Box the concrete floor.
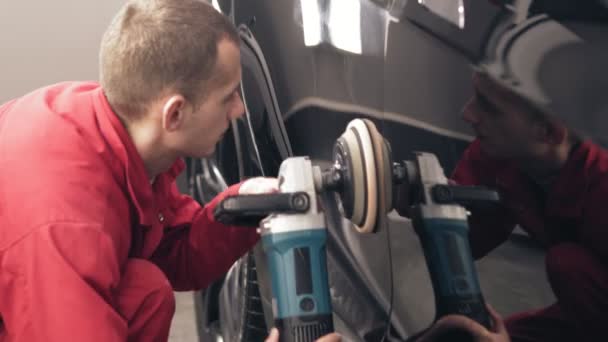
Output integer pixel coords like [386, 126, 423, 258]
[170, 174, 200, 342]
[169, 292, 199, 342]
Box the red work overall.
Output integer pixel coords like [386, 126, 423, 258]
[0, 82, 259, 341]
[452, 139, 608, 341]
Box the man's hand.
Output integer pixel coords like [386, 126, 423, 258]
[417, 305, 510, 342]
[238, 177, 279, 195]
[264, 328, 341, 342]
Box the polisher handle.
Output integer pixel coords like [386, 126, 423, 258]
[431, 185, 500, 207]
[214, 192, 311, 226]
[412, 212, 492, 329]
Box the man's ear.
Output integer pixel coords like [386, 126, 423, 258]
[161, 95, 187, 132]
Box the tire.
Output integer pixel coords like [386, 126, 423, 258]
[194, 281, 223, 342]
[219, 252, 269, 342]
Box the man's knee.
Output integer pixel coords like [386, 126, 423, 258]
[120, 259, 175, 317]
[546, 243, 584, 274]
[545, 243, 600, 295]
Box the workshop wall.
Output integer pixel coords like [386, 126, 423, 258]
[0, 1, 124, 103]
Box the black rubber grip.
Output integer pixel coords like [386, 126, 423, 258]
[214, 192, 310, 226]
[276, 314, 334, 342]
[431, 185, 500, 206]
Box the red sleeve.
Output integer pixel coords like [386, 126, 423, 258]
[2, 223, 126, 341]
[151, 182, 260, 291]
[451, 141, 517, 259]
[580, 177, 608, 263]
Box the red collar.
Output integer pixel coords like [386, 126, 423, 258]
[92, 87, 184, 226]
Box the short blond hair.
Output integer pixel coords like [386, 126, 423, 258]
[99, 0, 239, 119]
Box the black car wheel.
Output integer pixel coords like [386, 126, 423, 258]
[218, 252, 268, 342]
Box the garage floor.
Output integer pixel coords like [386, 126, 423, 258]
[169, 292, 198, 342]
[169, 174, 203, 342]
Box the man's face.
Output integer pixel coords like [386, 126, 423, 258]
[178, 38, 244, 158]
[462, 73, 547, 159]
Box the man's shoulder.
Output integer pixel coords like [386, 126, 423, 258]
[0, 81, 105, 152]
[452, 139, 512, 185]
[2, 81, 100, 105]
[29, 81, 101, 119]
[1, 81, 100, 116]
[0, 82, 131, 249]
[0, 81, 126, 217]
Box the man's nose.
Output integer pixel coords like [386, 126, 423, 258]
[461, 97, 480, 124]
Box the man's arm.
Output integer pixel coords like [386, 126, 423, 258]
[451, 141, 518, 259]
[3, 223, 127, 341]
[580, 178, 608, 262]
[150, 180, 263, 291]
[463, 206, 518, 260]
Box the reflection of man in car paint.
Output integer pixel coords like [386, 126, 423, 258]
[446, 72, 608, 341]
[270, 67, 603, 341]
[0, 1, 278, 341]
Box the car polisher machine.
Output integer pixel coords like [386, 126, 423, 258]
[214, 119, 500, 341]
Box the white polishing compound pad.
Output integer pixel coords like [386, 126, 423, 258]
[333, 118, 393, 233]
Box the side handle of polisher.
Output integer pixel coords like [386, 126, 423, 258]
[213, 192, 311, 226]
[412, 207, 492, 329]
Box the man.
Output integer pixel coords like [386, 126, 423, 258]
[0, 1, 276, 341]
[448, 72, 608, 341]
[392, 71, 607, 342]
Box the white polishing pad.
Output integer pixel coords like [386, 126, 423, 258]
[346, 119, 377, 233]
